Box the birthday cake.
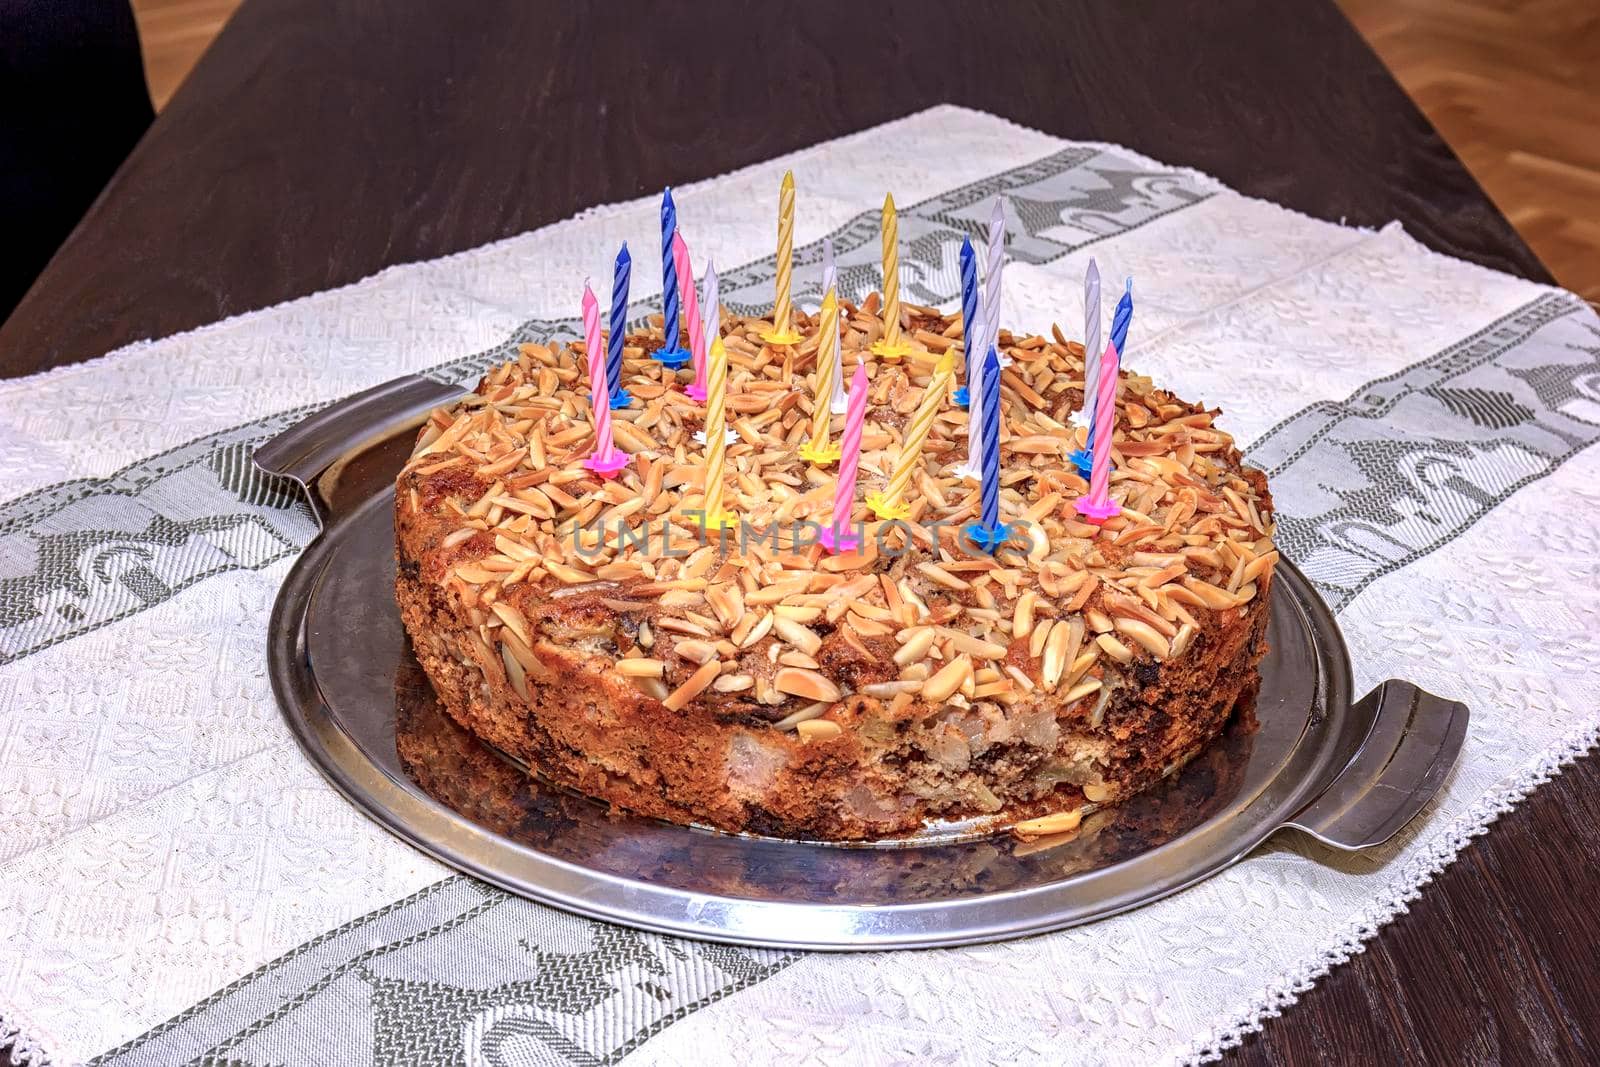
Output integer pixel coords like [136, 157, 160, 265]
[395, 314, 1277, 842]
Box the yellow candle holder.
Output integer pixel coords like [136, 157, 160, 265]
[702, 510, 739, 533]
[759, 321, 803, 347]
[869, 335, 916, 362]
[866, 491, 911, 522]
[798, 442, 842, 466]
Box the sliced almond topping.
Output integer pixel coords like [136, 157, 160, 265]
[943, 630, 1008, 660]
[1012, 590, 1037, 639]
[1095, 633, 1135, 664]
[921, 654, 972, 705]
[796, 719, 843, 743]
[915, 561, 969, 591]
[894, 627, 937, 667]
[1013, 809, 1083, 839]
[1182, 577, 1236, 610]
[1041, 617, 1084, 690]
[773, 667, 841, 703]
[1114, 617, 1171, 659]
[1062, 676, 1102, 705]
[672, 639, 719, 665]
[489, 601, 531, 644]
[617, 657, 665, 678]
[772, 616, 823, 657]
[662, 660, 721, 712]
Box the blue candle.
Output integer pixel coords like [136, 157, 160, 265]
[654, 188, 690, 367]
[1109, 277, 1133, 356]
[954, 236, 979, 409]
[963, 346, 1011, 554]
[607, 242, 632, 408]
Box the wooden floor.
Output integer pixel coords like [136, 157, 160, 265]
[129, 0, 240, 111]
[1339, 0, 1600, 302]
[128, 0, 1598, 298]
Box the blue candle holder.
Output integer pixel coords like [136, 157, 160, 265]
[953, 384, 970, 409]
[1069, 446, 1094, 478]
[652, 345, 691, 369]
[962, 520, 1013, 555]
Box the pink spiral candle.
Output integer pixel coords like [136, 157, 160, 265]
[1075, 340, 1122, 522]
[583, 284, 627, 476]
[822, 362, 868, 553]
[672, 233, 704, 394]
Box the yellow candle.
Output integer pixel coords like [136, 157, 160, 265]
[798, 289, 842, 465]
[699, 335, 736, 529]
[868, 351, 955, 520]
[870, 192, 915, 361]
[759, 171, 803, 346]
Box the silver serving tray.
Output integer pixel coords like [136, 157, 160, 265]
[259, 375, 1468, 951]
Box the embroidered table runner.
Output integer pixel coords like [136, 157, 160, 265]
[3, 106, 1597, 1066]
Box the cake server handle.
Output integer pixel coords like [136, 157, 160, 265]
[1281, 680, 1469, 851]
[252, 374, 469, 530]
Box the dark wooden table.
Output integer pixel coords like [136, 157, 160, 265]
[2, 0, 1595, 1062]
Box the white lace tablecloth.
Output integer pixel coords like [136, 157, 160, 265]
[2, 106, 1597, 1067]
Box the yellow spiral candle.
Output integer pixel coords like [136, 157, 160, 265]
[798, 289, 842, 465]
[698, 335, 736, 529]
[870, 192, 915, 361]
[868, 351, 955, 520]
[759, 171, 803, 346]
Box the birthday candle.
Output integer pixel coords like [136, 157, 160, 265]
[826, 361, 869, 548]
[881, 193, 902, 346]
[761, 171, 801, 344]
[821, 236, 836, 298]
[1081, 258, 1102, 426]
[956, 236, 980, 404]
[981, 198, 1006, 363]
[1109, 278, 1133, 356]
[689, 261, 718, 403]
[1075, 341, 1123, 522]
[582, 284, 626, 475]
[607, 243, 631, 405]
[872, 192, 910, 356]
[701, 335, 733, 525]
[802, 290, 841, 461]
[827, 286, 847, 415]
[658, 189, 688, 358]
[672, 232, 704, 391]
[977, 346, 1002, 530]
[873, 352, 956, 516]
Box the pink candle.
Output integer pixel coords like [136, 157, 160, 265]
[820, 361, 868, 553]
[672, 233, 704, 396]
[582, 284, 628, 477]
[1074, 341, 1122, 522]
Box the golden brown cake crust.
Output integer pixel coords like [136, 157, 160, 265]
[394, 299, 1278, 841]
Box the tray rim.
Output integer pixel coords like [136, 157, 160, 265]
[258, 373, 1464, 950]
[270, 489, 1357, 951]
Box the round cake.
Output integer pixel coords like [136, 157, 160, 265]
[394, 296, 1278, 842]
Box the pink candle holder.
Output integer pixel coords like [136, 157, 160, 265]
[584, 447, 630, 479]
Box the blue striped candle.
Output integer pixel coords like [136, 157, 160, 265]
[954, 236, 979, 408]
[654, 189, 690, 366]
[1109, 278, 1133, 356]
[963, 346, 1011, 553]
[607, 242, 632, 408]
